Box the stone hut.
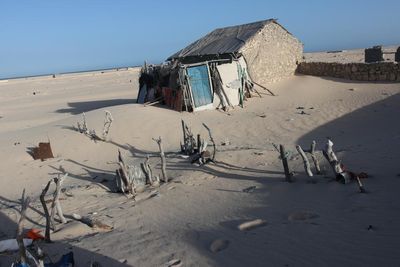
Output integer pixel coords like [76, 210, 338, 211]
[138, 19, 302, 112]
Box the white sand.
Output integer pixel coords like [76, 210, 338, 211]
[0, 66, 400, 266]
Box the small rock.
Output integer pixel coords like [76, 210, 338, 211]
[296, 106, 305, 110]
[210, 239, 230, 253]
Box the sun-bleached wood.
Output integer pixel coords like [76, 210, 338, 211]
[296, 145, 313, 177]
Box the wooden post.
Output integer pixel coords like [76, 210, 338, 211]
[141, 155, 154, 185]
[202, 123, 216, 162]
[40, 180, 53, 242]
[197, 134, 201, 153]
[50, 174, 68, 228]
[153, 137, 168, 183]
[356, 176, 366, 193]
[16, 189, 30, 264]
[310, 141, 321, 174]
[279, 144, 292, 182]
[296, 145, 313, 177]
[322, 139, 350, 183]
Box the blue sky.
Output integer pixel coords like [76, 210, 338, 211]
[1, 0, 399, 79]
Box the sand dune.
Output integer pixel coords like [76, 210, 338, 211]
[0, 67, 399, 266]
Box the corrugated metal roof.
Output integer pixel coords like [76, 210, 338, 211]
[168, 19, 277, 60]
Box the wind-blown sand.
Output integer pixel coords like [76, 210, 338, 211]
[1, 66, 400, 266]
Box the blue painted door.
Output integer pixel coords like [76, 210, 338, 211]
[187, 65, 213, 108]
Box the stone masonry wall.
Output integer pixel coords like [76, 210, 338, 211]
[240, 22, 303, 85]
[297, 62, 400, 82]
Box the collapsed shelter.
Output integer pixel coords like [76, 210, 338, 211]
[137, 19, 303, 112]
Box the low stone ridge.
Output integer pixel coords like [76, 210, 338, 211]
[297, 61, 400, 82]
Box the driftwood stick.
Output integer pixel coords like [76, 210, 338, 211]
[101, 110, 113, 140]
[117, 150, 130, 190]
[356, 176, 366, 193]
[252, 81, 275, 96]
[40, 180, 53, 242]
[296, 145, 313, 177]
[16, 189, 30, 265]
[142, 155, 154, 185]
[181, 120, 187, 153]
[153, 137, 168, 182]
[197, 134, 201, 153]
[279, 144, 292, 182]
[51, 173, 68, 226]
[322, 139, 350, 183]
[310, 141, 321, 174]
[202, 123, 216, 161]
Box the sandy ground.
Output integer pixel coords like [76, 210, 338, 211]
[1, 66, 400, 266]
[304, 45, 398, 63]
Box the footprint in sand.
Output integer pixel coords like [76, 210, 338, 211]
[210, 239, 230, 253]
[288, 211, 319, 221]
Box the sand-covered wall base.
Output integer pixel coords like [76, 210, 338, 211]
[297, 62, 400, 82]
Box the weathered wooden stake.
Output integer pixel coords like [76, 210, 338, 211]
[16, 189, 30, 264]
[153, 137, 168, 183]
[197, 134, 201, 153]
[202, 123, 216, 161]
[322, 139, 350, 183]
[356, 176, 366, 193]
[40, 180, 53, 242]
[141, 155, 154, 185]
[50, 173, 68, 228]
[296, 145, 313, 177]
[101, 110, 113, 140]
[279, 144, 292, 182]
[310, 141, 321, 174]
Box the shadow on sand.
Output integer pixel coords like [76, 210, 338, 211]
[177, 93, 400, 266]
[55, 99, 136, 115]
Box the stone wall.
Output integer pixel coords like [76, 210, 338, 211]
[240, 22, 303, 85]
[297, 62, 400, 82]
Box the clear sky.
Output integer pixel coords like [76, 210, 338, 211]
[1, 0, 399, 79]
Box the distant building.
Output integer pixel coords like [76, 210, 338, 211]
[138, 19, 303, 111]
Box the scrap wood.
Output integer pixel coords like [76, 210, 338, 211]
[71, 213, 113, 231]
[31, 142, 54, 161]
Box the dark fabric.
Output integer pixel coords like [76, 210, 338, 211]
[168, 19, 276, 60]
